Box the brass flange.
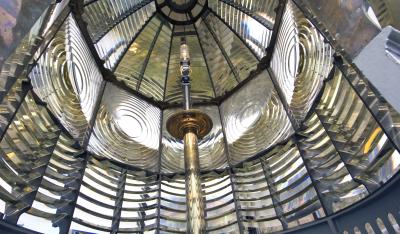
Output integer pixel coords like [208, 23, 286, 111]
[166, 109, 213, 140]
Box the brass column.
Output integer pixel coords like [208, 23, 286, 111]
[166, 38, 212, 233]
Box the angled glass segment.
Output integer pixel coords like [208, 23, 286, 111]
[83, 0, 152, 42]
[271, 1, 333, 123]
[164, 27, 215, 103]
[260, 141, 326, 228]
[70, 157, 121, 233]
[0, 0, 51, 70]
[195, 18, 238, 96]
[298, 113, 369, 214]
[202, 172, 239, 233]
[0, 92, 60, 219]
[0, 79, 28, 138]
[209, 0, 279, 26]
[139, 23, 173, 101]
[161, 105, 228, 173]
[316, 67, 400, 192]
[32, 0, 72, 63]
[220, 70, 294, 165]
[30, 15, 104, 144]
[88, 84, 161, 172]
[119, 170, 159, 232]
[94, 2, 156, 70]
[114, 16, 163, 91]
[16, 133, 85, 234]
[232, 159, 283, 233]
[338, 59, 400, 159]
[368, 0, 400, 28]
[159, 175, 187, 233]
[208, 0, 274, 58]
[1, 0, 69, 109]
[294, 0, 380, 58]
[201, 12, 259, 81]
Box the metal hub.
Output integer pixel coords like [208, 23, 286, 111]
[166, 109, 213, 140]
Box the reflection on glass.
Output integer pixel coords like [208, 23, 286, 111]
[31, 15, 104, 143]
[88, 84, 161, 172]
[95, 2, 156, 70]
[114, 16, 164, 91]
[208, 0, 275, 58]
[140, 24, 173, 101]
[221, 70, 293, 164]
[271, 1, 333, 123]
[202, 12, 259, 81]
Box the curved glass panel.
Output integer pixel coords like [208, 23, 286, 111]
[83, 0, 150, 42]
[0, 92, 60, 221]
[88, 84, 161, 172]
[271, 1, 333, 123]
[30, 15, 104, 143]
[159, 175, 187, 232]
[220, 70, 294, 165]
[94, 2, 156, 70]
[202, 172, 239, 232]
[114, 16, 163, 92]
[195, 18, 238, 96]
[316, 67, 400, 192]
[208, 0, 275, 58]
[202, 12, 259, 81]
[140, 23, 173, 101]
[233, 160, 283, 233]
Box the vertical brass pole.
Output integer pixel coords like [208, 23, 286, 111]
[167, 37, 211, 233]
[184, 129, 205, 233]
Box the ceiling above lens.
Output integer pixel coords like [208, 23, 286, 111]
[156, 0, 207, 24]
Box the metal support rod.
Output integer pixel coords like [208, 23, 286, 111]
[184, 129, 206, 233]
[165, 38, 211, 233]
[180, 37, 205, 233]
[182, 83, 191, 110]
[156, 111, 164, 234]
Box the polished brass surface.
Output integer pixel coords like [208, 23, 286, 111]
[184, 130, 206, 234]
[166, 108, 212, 233]
[166, 109, 213, 140]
